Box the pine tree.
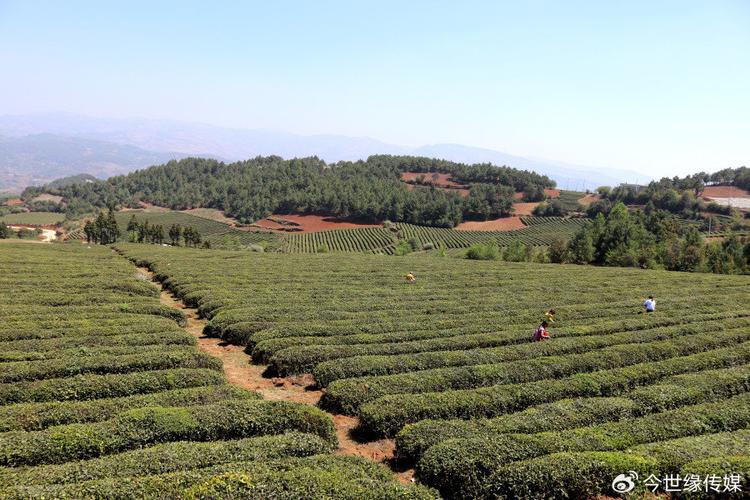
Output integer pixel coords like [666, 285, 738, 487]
[83, 221, 94, 244]
[168, 224, 182, 246]
[95, 212, 107, 244]
[137, 221, 149, 243]
[106, 208, 120, 244]
[126, 215, 138, 241]
[153, 225, 165, 245]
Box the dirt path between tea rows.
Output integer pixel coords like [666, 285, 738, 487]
[135, 266, 414, 483]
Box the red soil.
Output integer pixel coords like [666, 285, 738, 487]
[512, 202, 541, 216]
[577, 193, 600, 206]
[255, 214, 381, 233]
[401, 172, 471, 197]
[400, 172, 466, 188]
[702, 186, 750, 199]
[455, 216, 526, 231]
[3, 198, 24, 207]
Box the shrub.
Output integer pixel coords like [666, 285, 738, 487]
[0, 432, 331, 487]
[6, 455, 438, 499]
[394, 240, 412, 256]
[322, 329, 750, 414]
[416, 392, 750, 496]
[0, 368, 226, 405]
[395, 363, 750, 466]
[311, 316, 750, 386]
[0, 399, 336, 466]
[466, 242, 499, 260]
[679, 456, 750, 499]
[483, 430, 750, 499]
[358, 342, 750, 436]
[0, 351, 221, 384]
[394, 397, 640, 465]
[0, 385, 258, 432]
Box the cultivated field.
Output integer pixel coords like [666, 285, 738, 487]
[0, 242, 431, 498]
[118, 244, 750, 498]
[281, 219, 587, 254]
[66, 211, 280, 249]
[0, 212, 64, 226]
[65, 210, 587, 253]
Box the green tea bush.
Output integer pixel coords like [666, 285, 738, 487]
[0, 399, 336, 466]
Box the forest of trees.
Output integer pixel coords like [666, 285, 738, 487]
[23, 156, 555, 228]
[466, 201, 749, 275]
[588, 166, 749, 219]
[551, 202, 750, 274]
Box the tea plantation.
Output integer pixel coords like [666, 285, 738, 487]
[0, 242, 433, 498]
[117, 243, 750, 498]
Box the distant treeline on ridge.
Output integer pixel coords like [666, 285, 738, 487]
[23, 155, 555, 228]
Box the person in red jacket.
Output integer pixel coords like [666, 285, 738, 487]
[533, 321, 550, 341]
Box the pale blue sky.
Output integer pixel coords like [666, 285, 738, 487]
[0, 0, 748, 177]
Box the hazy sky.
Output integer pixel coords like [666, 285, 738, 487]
[1, 0, 748, 177]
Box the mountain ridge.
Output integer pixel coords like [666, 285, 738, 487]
[0, 112, 651, 192]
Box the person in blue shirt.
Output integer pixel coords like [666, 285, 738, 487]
[643, 296, 656, 313]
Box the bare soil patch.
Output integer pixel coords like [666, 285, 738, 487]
[400, 172, 471, 198]
[400, 172, 466, 188]
[3, 198, 24, 207]
[455, 216, 526, 231]
[578, 193, 600, 206]
[182, 208, 239, 226]
[121, 202, 170, 212]
[702, 186, 750, 199]
[512, 202, 541, 216]
[31, 194, 63, 204]
[8, 225, 58, 242]
[255, 214, 382, 233]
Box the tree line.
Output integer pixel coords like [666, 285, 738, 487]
[550, 202, 750, 274]
[465, 201, 749, 275]
[24, 155, 555, 228]
[82, 211, 206, 247]
[589, 166, 749, 219]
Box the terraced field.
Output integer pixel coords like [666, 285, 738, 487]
[0, 212, 65, 226]
[281, 219, 587, 254]
[282, 227, 396, 253]
[118, 244, 750, 498]
[0, 242, 431, 498]
[555, 190, 586, 212]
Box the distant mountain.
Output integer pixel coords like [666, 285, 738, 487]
[411, 144, 651, 190]
[0, 112, 652, 191]
[0, 133, 189, 192]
